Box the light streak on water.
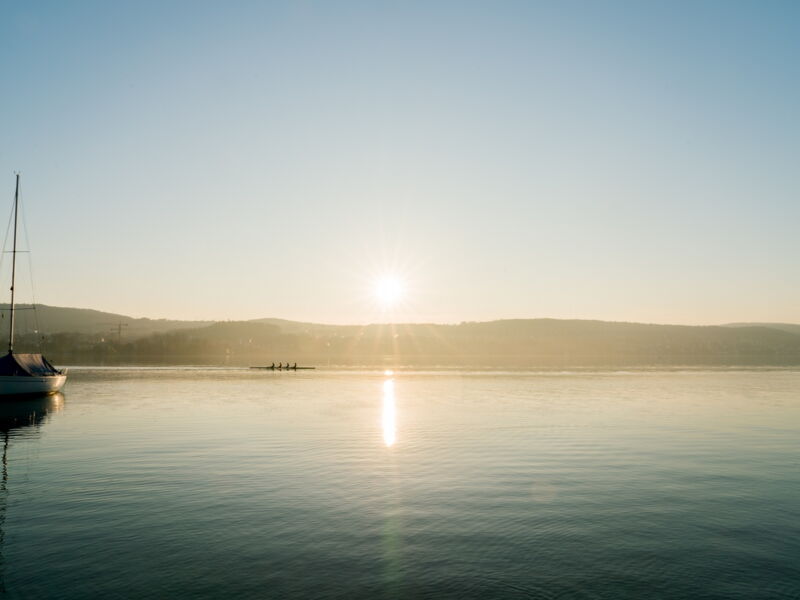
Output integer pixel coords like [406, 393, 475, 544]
[382, 378, 396, 447]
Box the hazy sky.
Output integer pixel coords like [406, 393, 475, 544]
[1, 1, 798, 324]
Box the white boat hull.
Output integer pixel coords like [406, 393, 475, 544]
[0, 374, 67, 396]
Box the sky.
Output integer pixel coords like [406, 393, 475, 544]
[0, 0, 798, 325]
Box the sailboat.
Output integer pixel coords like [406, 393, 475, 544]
[0, 175, 66, 396]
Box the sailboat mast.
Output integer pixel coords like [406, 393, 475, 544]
[8, 174, 19, 354]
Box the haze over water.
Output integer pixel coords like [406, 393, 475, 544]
[2, 368, 798, 599]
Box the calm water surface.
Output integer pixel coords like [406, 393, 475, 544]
[0, 369, 798, 599]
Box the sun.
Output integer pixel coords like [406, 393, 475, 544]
[373, 275, 406, 308]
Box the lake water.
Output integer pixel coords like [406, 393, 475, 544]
[0, 368, 798, 599]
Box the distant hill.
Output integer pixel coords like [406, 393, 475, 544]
[11, 308, 800, 367]
[0, 304, 210, 339]
[723, 323, 800, 335]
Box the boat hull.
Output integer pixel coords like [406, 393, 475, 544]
[0, 374, 67, 396]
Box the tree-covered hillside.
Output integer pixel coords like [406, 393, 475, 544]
[8, 310, 799, 367]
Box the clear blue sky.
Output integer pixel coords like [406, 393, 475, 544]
[1, 0, 798, 324]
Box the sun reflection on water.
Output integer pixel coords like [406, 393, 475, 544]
[382, 377, 396, 447]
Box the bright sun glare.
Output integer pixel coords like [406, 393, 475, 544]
[373, 276, 406, 308]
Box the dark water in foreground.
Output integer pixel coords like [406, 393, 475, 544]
[0, 369, 798, 599]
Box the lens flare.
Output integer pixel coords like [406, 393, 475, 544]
[373, 276, 405, 308]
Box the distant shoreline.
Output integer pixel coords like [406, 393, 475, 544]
[60, 363, 800, 372]
[3, 305, 799, 368]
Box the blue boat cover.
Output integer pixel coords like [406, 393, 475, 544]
[0, 353, 61, 376]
